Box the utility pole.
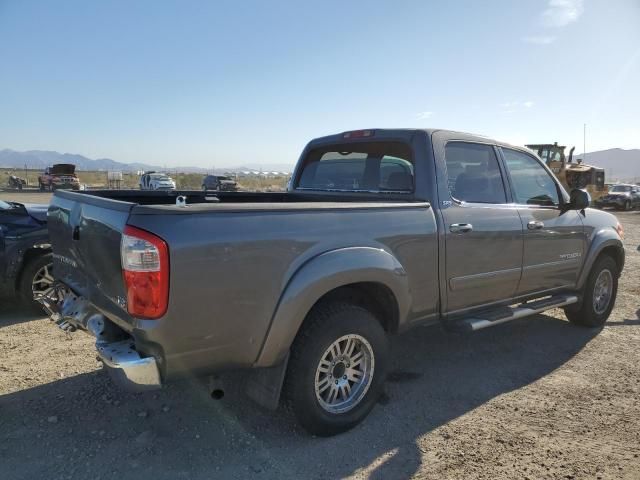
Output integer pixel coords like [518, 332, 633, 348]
[583, 123, 586, 163]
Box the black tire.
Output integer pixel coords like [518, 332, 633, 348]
[564, 255, 618, 328]
[18, 252, 54, 313]
[283, 302, 389, 436]
[624, 200, 631, 211]
[39, 182, 44, 191]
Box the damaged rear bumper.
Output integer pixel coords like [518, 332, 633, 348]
[96, 339, 161, 391]
[38, 282, 162, 392]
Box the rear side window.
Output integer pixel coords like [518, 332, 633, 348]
[296, 142, 414, 193]
[502, 148, 560, 206]
[445, 142, 506, 204]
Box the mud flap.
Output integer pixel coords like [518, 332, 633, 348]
[245, 353, 289, 410]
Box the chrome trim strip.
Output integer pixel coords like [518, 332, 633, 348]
[449, 267, 521, 291]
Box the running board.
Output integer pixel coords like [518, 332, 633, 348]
[449, 294, 578, 332]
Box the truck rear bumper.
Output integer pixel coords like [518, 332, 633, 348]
[38, 283, 162, 392]
[96, 339, 162, 391]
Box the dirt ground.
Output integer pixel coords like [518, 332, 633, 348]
[1, 191, 639, 480]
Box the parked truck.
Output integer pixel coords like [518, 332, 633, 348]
[40, 129, 625, 436]
[38, 164, 80, 191]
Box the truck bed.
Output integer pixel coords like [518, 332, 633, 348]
[47, 188, 437, 379]
[68, 189, 419, 206]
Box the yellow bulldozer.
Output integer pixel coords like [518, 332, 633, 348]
[526, 142, 606, 203]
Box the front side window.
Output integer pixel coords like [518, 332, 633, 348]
[445, 142, 506, 203]
[502, 148, 560, 206]
[296, 142, 413, 193]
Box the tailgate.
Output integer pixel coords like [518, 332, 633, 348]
[48, 191, 134, 324]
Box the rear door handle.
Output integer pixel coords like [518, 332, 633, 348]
[449, 223, 473, 233]
[527, 220, 544, 230]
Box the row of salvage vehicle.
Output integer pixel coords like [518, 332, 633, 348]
[5, 165, 238, 192]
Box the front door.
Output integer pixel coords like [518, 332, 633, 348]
[500, 147, 585, 295]
[439, 141, 523, 313]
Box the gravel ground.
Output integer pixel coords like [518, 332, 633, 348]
[1, 192, 639, 480]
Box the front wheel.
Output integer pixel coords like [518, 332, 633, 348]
[565, 255, 618, 327]
[624, 200, 631, 211]
[283, 302, 389, 436]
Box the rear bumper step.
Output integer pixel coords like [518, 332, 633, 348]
[451, 294, 578, 332]
[97, 340, 162, 391]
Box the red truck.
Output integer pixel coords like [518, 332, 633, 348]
[38, 164, 80, 191]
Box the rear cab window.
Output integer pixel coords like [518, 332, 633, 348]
[295, 141, 414, 193]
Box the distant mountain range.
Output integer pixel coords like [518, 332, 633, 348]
[0, 149, 294, 174]
[573, 148, 640, 182]
[1, 147, 637, 180]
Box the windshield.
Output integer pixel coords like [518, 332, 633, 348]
[0, 199, 12, 209]
[610, 185, 632, 192]
[296, 141, 414, 193]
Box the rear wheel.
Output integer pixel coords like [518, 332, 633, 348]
[564, 255, 618, 327]
[18, 253, 54, 313]
[283, 302, 389, 436]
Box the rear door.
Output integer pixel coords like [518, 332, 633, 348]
[499, 147, 585, 295]
[433, 135, 523, 314]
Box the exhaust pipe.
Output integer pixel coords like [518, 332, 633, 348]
[208, 375, 225, 400]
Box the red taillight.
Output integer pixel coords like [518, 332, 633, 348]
[121, 225, 169, 319]
[343, 129, 375, 139]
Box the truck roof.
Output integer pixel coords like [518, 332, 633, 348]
[307, 128, 530, 153]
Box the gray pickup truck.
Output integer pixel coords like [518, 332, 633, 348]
[42, 129, 625, 436]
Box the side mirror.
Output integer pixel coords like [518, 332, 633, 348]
[569, 188, 590, 210]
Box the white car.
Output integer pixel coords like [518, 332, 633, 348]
[139, 172, 176, 190]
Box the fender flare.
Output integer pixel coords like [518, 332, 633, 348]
[254, 247, 411, 367]
[576, 230, 624, 289]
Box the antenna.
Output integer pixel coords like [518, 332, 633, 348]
[583, 123, 586, 163]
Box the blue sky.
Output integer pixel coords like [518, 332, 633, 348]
[1, 0, 639, 168]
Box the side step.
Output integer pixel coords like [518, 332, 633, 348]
[449, 294, 578, 332]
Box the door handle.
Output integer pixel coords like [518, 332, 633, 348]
[449, 223, 473, 233]
[527, 220, 544, 230]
